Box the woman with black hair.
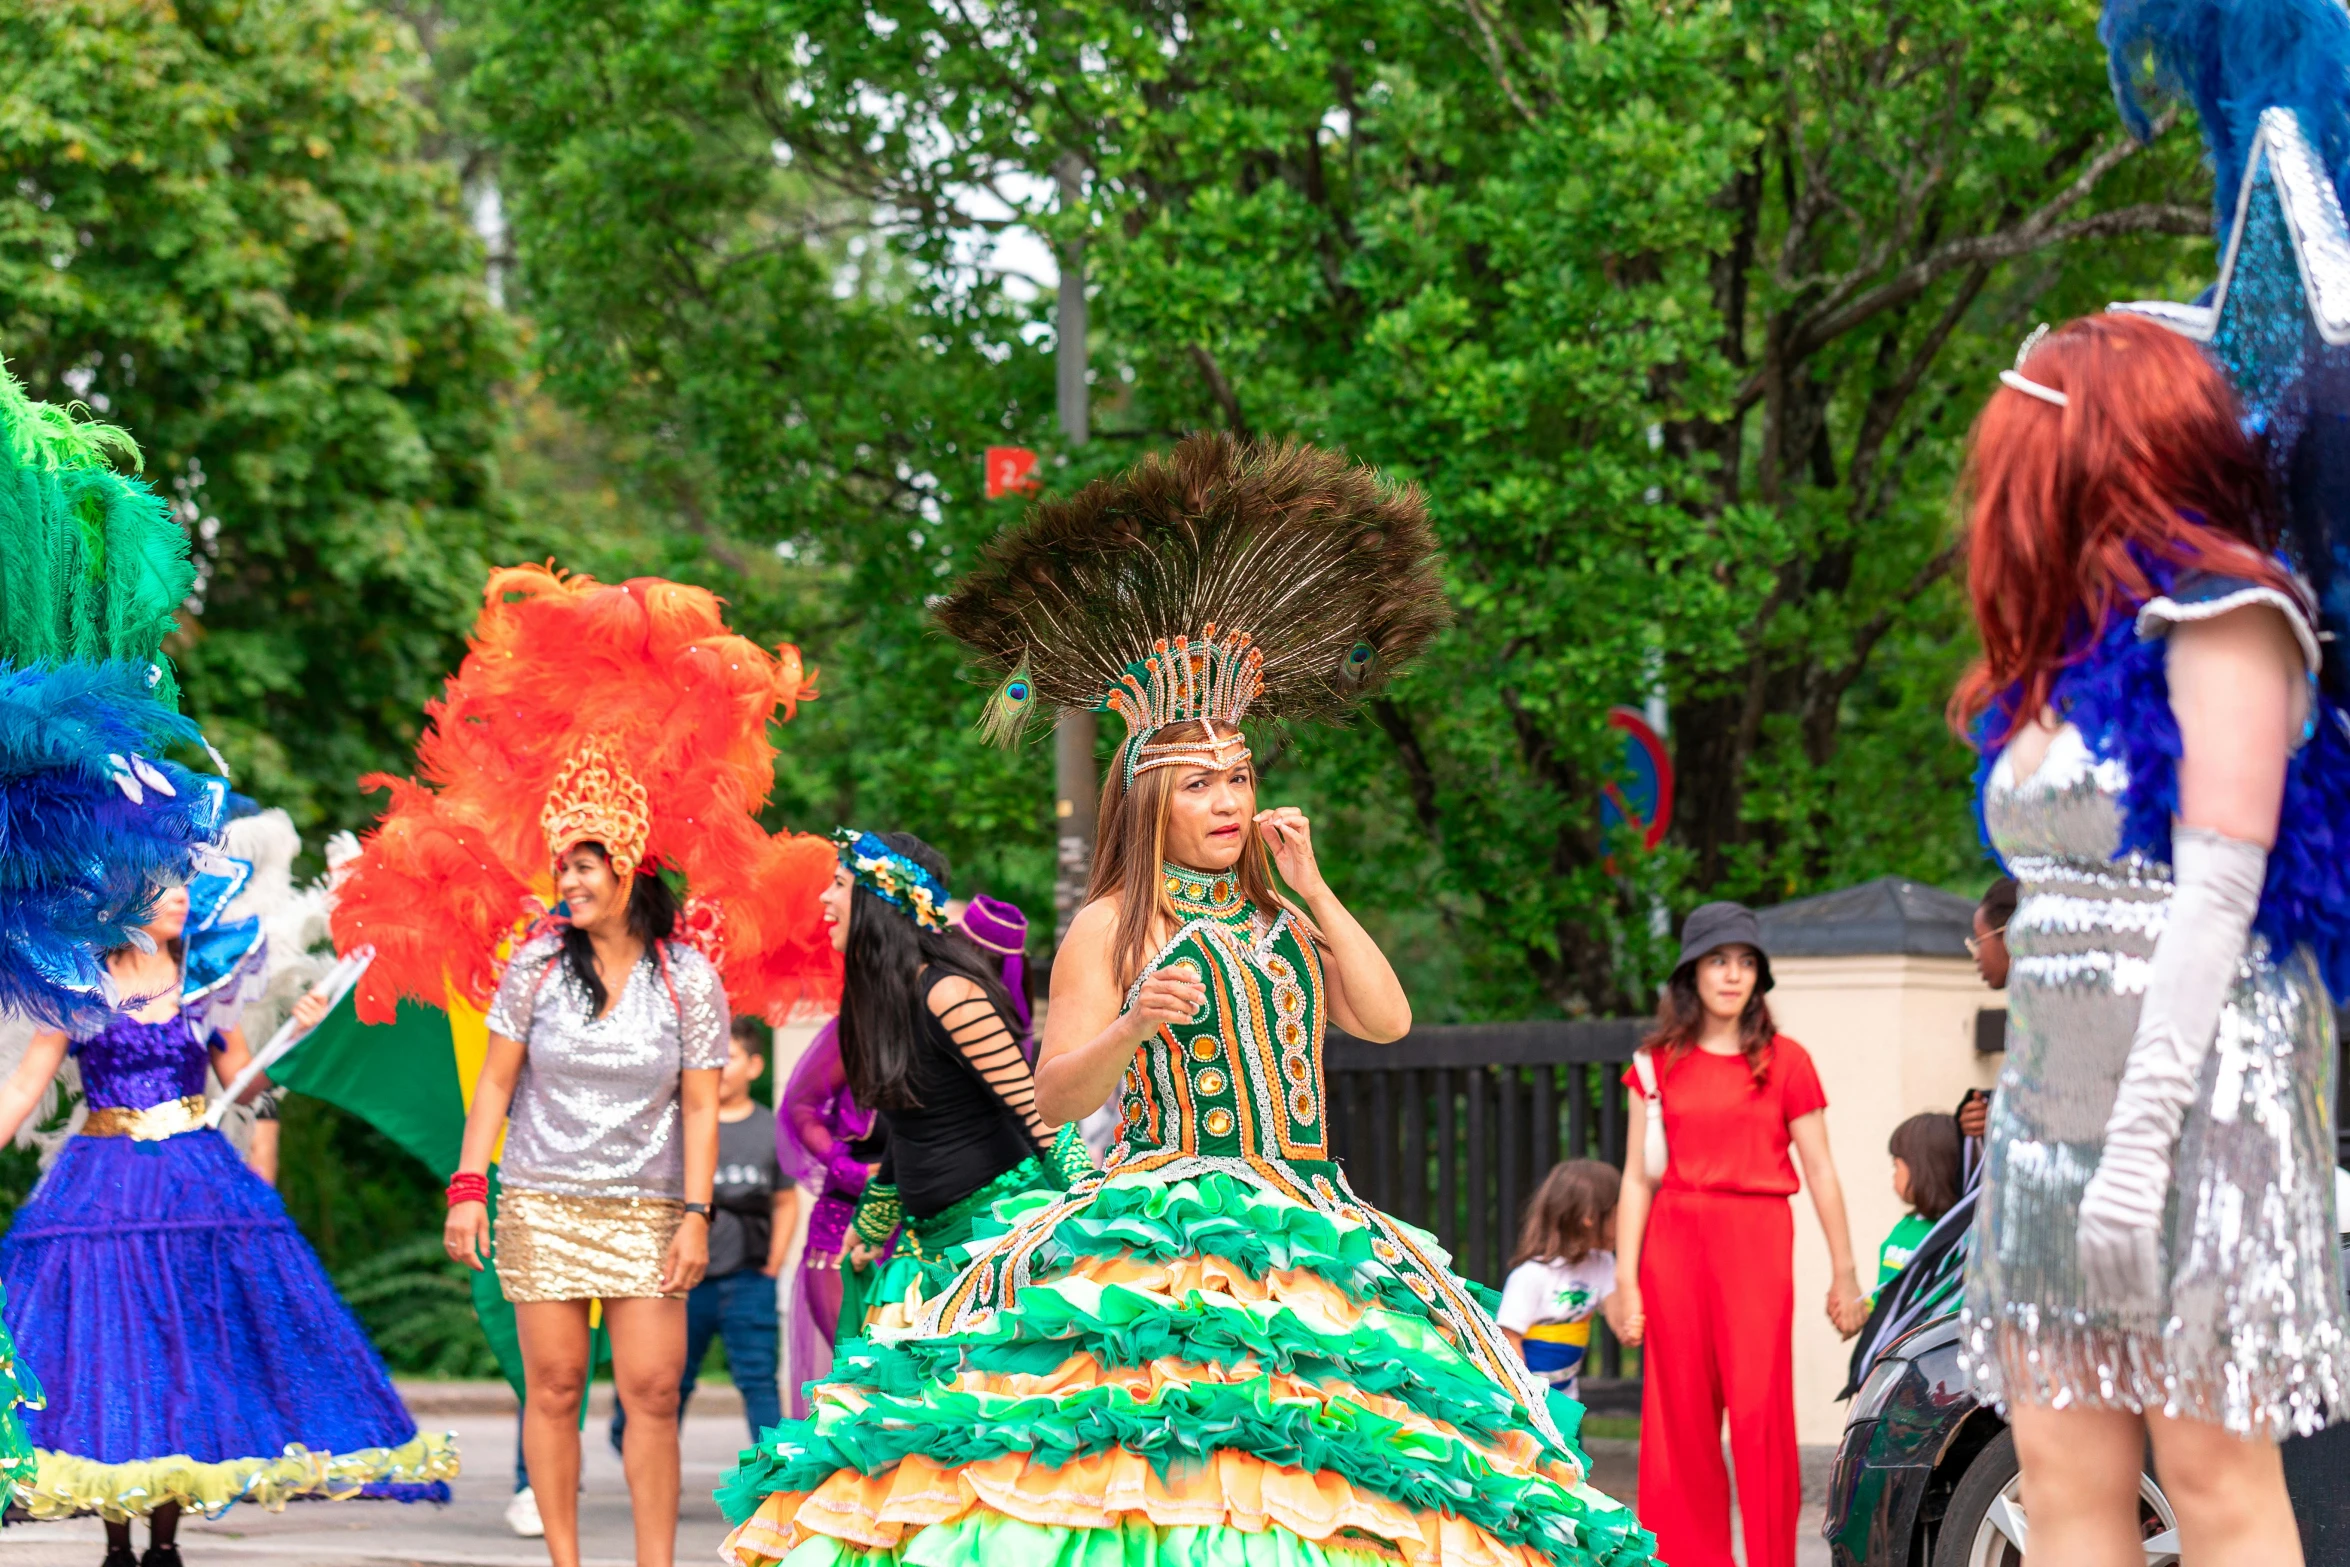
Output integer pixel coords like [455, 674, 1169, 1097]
[823, 830, 1089, 1337]
[445, 838, 724, 1567]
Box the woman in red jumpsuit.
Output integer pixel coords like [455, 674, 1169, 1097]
[1613, 902, 1869, 1567]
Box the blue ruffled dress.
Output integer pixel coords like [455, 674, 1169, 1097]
[0, 1008, 457, 1519]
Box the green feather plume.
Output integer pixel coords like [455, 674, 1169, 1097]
[0, 360, 192, 702]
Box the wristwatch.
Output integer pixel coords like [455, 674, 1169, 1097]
[682, 1202, 713, 1219]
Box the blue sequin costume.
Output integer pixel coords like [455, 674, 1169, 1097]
[0, 1005, 457, 1519]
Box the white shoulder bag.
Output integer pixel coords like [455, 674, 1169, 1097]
[1630, 1047, 1668, 1182]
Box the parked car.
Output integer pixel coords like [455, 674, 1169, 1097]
[1824, 1310, 2178, 1567]
[1823, 1170, 2350, 1567]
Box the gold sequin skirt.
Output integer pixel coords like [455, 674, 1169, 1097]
[495, 1189, 683, 1302]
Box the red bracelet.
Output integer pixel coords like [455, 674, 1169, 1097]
[446, 1172, 489, 1207]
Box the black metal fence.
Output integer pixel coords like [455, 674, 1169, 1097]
[1326, 1018, 1645, 1384]
[1328, 1007, 2350, 1401]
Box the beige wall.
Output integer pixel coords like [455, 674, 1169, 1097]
[1766, 954, 2002, 1445]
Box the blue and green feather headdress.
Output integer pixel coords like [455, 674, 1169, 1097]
[0, 361, 228, 1027]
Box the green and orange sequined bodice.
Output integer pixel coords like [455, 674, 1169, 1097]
[1104, 863, 1336, 1185]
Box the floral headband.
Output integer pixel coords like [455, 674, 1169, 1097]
[833, 828, 950, 932]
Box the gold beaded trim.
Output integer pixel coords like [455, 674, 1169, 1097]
[82, 1095, 209, 1141]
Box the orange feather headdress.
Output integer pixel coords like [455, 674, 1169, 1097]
[332, 564, 840, 1024]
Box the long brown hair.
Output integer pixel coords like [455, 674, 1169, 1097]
[1512, 1158, 1621, 1268]
[1948, 313, 2293, 747]
[1643, 950, 1775, 1088]
[1086, 720, 1289, 989]
[1888, 1111, 1964, 1224]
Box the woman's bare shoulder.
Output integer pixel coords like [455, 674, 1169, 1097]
[924, 970, 988, 1014]
[1064, 895, 1121, 945]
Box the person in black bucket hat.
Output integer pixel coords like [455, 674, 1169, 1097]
[1608, 898, 1867, 1567]
[1669, 900, 1775, 993]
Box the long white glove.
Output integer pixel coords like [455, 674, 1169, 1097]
[2077, 826, 2268, 1309]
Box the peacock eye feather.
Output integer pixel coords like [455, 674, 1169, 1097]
[1339, 641, 1376, 685]
[976, 660, 1039, 746]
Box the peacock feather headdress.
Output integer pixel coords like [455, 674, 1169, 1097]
[0, 360, 227, 1027]
[934, 434, 1450, 783]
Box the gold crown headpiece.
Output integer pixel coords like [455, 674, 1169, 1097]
[540, 736, 652, 880]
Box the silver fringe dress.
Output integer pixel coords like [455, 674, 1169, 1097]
[1964, 721, 2349, 1437]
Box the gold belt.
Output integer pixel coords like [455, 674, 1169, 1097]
[82, 1095, 208, 1141]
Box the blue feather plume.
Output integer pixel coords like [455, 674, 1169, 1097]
[1973, 562, 2350, 998]
[2102, 0, 2350, 228]
[0, 659, 227, 1028]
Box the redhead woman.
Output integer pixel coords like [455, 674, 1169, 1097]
[1951, 314, 2350, 1566]
[1612, 901, 1867, 1567]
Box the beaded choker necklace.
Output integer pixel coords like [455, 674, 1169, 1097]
[1162, 862, 1246, 919]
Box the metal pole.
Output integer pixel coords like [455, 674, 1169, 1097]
[1052, 152, 1097, 940]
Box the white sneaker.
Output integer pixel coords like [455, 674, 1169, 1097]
[505, 1485, 545, 1538]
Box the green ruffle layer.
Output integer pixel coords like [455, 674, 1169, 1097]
[720, 1375, 1648, 1567]
[827, 1274, 1548, 1450]
[963, 1173, 1500, 1324]
[769, 1513, 1406, 1567]
[0, 1291, 41, 1490]
[735, 1168, 1646, 1567]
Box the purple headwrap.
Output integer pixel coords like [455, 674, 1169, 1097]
[955, 893, 1031, 1031]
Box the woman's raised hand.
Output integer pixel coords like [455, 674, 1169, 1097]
[444, 1200, 490, 1272]
[1128, 962, 1207, 1040]
[1255, 807, 1328, 899]
[288, 988, 331, 1036]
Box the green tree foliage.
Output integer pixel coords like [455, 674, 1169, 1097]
[463, 0, 2220, 1018]
[0, 0, 515, 832]
[333, 1233, 505, 1379]
[458, 0, 1071, 906]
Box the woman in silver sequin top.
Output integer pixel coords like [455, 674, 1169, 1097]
[446, 841, 725, 1567]
[1955, 316, 2348, 1566]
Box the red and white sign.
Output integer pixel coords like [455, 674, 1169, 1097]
[985, 446, 1040, 498]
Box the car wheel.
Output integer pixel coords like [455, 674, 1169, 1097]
[1930, 1428, 2180, 1567]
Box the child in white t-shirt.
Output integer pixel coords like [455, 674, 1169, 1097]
[1497, 1158, 1621, 1401]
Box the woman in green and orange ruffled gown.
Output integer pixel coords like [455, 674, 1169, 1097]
[714, 435, 1656, 1567]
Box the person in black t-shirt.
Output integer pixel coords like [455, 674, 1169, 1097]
[612, 1017, 797, 1448]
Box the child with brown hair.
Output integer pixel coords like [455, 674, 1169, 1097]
[1875, 1111, 1964, 1297]
[1497, 1158, 1622, 1400]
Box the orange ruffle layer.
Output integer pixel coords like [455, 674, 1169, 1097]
[723, 1449, 1570, 1567]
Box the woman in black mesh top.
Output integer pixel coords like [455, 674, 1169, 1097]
[822, 830, 1091, 1336]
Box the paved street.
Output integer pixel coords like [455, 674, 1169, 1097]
[0, 1394, 1829, 1567]
[0, 1386, 751, 1567]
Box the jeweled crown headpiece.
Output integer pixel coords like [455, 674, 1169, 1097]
[935, 433, 1450, 790]
[540, 735, 652, 879]
[1110, 625, 1262, 783]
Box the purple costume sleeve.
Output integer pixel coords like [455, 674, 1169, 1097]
[779, 1018, 877, 1412]
[776, 1019, 874, 1188]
